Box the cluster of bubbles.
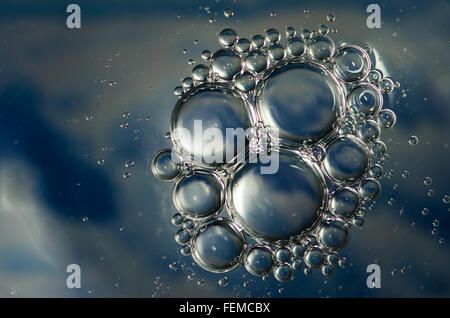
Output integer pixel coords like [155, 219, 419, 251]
[152, 18, 398, 282]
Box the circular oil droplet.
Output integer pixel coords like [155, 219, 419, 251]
[173, 171, 224, 219]
[268, 44, 285, 61]
[359, 177, 381, 200]
[330, 187, 361, 219]
[322, 135, 370, 185]
[378, 109, 397, 128]
[244, 245, 275, 276]
[318, 220, 349, 250]
[191, 64, 210, 82]
[227, 151, 327, 242]
[347, 83, 383, 118]
[235, 38, 251, 54]
[245, 52, 268, 73]
[256, 61, 344, 146]
[152, 149, 180, 181]
[218, 28, 238, 47]
[358, 119, 381, 142]
[275, 247, 292, 263]
[211, 49, 243, 80]
[333, 45, 371, 82]
[235, 72, 256, 93]
[265, 28, 280, 44]
[286, 37, 305, 56]
[251, 34, 265, 49]
[171, 84, 252, 167]
[304, 247, 324, 268]
[191, 218, 246, 273]
[274, 263, 293, 282]
[307, 36, 335, 60]
[408, 135, 419, 145]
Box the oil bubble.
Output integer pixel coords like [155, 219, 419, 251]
[322, 136, 370, 185]
[191, 218, 246, 273]
[274, 263, 294, 282]
[173, 171, 224, 219]
[152, 149, 180, 181]
[347, 83, 383, 118]
[244, 245, 275, 276]
[329, 187, 361, 219]
[256, 61, 344, 145]
[307, 36, 335, 60]
[211, 49, 243, 80]
[333, 45, 371, 82]
[228, 151, 327, 242]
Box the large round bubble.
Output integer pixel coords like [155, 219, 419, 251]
[171, 84, 252, 167]
[227, 150, 327, 242]
[256, 61, 344, 146]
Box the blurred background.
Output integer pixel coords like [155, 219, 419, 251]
[0, 0, 449, 297]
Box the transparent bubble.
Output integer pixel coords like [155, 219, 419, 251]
[292, 244, 306, 257]
[368, 69, 382, 84]
[347, 83, 383, 118]
[424, 177, 432, 186]
[378, 109, 397, 128]
[322, 264, 335, 276]
[369, 164, 383, 179]
[273, 263, 294, 282]
[218, 28, 238, 47]
[268, 44, 285, 61]
[358, 119, 381, 142]
[318, 220, 349, 250]
[275, 247, 292, 263]
[191, 218, 246, 273]
[228, 151, 327, 242]
[171, 213, 184, 226]
[235, 38, 251, 54]
[359, 178, 381, 200]
[191, 64, 210, 82]
[151, 149, 180, 181]
[322, 136, 370, 185]
[285, 26, 296, 38]
[171, 84, 252, 167]
[211, 49, 243, 80]
[175, 228, 191, 245]
[286, 37, 306, 57]
[318, 24, 329, 35]
[201, 50, 212, 61]
[244, 245, 275, 276]
[223, 8, 234, 18]
[245, 51, 268, 73]
[235, 72, 256, 92]
[380, 77, 395, 94]
[256, 61, 344, 145]
[265, 28, 280, 44]
[173, 171, 224, 219]
[304, 247, 325, 268]
[371, 140, 387, 157]
[251, 34, 265, 49]
[307, 36, 335, 60]
[327, 13, 335, 22]
[408, 135, 419, 145]
[330, 187, 361, 219]
[333, 45, 371, 82]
